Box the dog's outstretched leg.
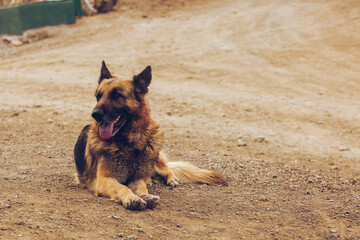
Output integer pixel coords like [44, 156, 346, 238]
[128, 178, 159, 209]
[94, 176, 147, 210]
[95, 161, 147, 210]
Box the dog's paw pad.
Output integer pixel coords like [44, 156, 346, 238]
[167, 179, 181, 187]
[141, 194, 160, 209]
[124, 196, 147, 211]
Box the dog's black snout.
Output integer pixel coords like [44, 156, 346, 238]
[92, 108, 105, 122]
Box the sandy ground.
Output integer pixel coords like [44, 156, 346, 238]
[1, 0, 360, 239]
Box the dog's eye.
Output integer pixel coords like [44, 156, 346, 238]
[110, 89, 122, 100]
[96, 93, 102, 101]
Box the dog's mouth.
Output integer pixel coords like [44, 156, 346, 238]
[98, 112, 127, 140]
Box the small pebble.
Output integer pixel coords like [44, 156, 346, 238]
[126, 235, 139, 239]
[237, 139, 247, 147]
[155, 225, 169, 231]
[259, 196, 268, 202]
[330, 166, 339, 170]
[339, 147, 350, 151]
[254, 137, 266, 143]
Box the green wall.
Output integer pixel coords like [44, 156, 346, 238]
[0, 1, 76, 35]
[0, 6, 22, 35]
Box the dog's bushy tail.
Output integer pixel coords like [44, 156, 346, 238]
[167, 161, 228, 186]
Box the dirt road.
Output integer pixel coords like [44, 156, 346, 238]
[1, 0, 360, 239]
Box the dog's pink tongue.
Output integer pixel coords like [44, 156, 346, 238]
[99, 122, 114, 140]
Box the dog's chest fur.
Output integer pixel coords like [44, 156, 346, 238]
[87, 121, 163, 185]
[104, 146, 157, 184]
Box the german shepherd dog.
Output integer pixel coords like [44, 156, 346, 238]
[74, 62, 227, 210]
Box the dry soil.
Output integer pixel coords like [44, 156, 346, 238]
[1, 0, 360, 239]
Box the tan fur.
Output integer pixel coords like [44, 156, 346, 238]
[168, 162, 228, 185]
[155, 153, 228, 186]
[74, 63, 227, 211]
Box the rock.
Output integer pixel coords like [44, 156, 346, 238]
[254, 136, 266, 143]
[237, 139, 247, 147]
[23, 30, 49, 42]
[129, 227, 143, 232]
[94, 0, 117, 13]
[329, 229, 337, 233]
[155, 225, 169, 231]
[2, 36, 25, 46]
[259, 196, 268, 202]
[339, 146, 350, 151]
[2, 31, 49, 47]
[126, 235, 139, 239]
[330, 166, 339, 170]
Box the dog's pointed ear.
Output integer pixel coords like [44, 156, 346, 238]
[133, 65, 152, 95]
[99, 61, 112, 84]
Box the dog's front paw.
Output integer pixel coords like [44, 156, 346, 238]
[140, 194, 160, 209]
[123, 195, 147, 211]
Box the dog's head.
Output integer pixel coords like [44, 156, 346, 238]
[91, 61, 152, 140]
